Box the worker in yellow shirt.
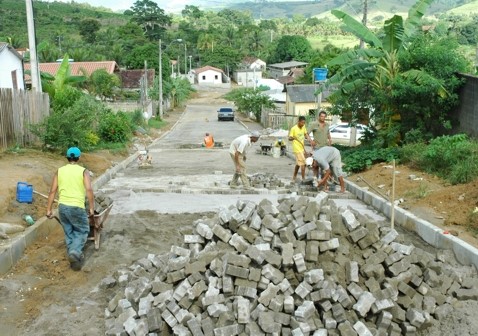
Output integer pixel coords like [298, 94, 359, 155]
[288, 116, 313, 182]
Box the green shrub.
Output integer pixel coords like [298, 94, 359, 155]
[129, 109, 146, 127]
[400, 134, 478, 184]
[342, 146, 399, 173]
[31, 95, 101, 150]
[51, 86, 84, 113]
[98, 111, 133, 143]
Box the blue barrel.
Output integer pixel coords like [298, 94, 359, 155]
[313, 68, 328, 82]
[16, 182, 33, 203]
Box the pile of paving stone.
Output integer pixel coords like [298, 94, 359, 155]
[85, 191, 113, 215]
[102, 193, 478, 336]
[249, 173, 286, 189]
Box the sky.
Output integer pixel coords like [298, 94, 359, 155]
[53, 0, 192, 13]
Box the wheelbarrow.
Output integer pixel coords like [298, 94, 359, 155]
[88, 203, 113, 250]
[51, 203, 113, 250]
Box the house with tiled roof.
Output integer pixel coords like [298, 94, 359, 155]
[193, 65, 230, 86]
[24, 61, 119, 84]
[0, 42, 25, 90]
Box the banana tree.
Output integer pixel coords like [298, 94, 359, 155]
[325, 0, 446, 146]
[41, 54, 86, 100]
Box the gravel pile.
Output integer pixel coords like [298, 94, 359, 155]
[101, 193, 478, 336]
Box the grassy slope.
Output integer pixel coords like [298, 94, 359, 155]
[0, 0, 126, 45]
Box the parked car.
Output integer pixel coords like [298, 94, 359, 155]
[310, 122, 370, 145]
[217, 107, 235, 121]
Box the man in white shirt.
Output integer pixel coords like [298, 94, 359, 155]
[229, 131, 261, 189]
[312, 146, 346, 193]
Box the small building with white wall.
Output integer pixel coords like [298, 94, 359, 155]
[0, 42, 25, 90]
[194, 65, 229, 85]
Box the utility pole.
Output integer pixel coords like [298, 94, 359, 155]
[158, 39, 163, 118]
[359, 0, 368, 49]
[184, 43, 187, 75]
[189, 55, 192, 73]
[26, 0, 42, 92]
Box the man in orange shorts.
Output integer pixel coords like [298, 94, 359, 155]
[288, 116, 313, 183]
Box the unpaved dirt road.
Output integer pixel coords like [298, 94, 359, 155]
[1, 87, 478, 335]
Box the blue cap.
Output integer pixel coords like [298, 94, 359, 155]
[66, 147, 81, 158]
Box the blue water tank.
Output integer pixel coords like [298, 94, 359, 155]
[313, 68, 328, 82]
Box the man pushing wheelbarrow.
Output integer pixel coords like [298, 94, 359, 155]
[46, 147, 95, 271]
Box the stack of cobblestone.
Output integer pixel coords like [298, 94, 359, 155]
[249, 173, 286, 189]
[103, 193, 478, 336]
[85, 191, 113, 215]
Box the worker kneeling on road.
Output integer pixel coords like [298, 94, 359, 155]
[46, 147, 95, 271]
[311, 146, 346, 193]
[204, 132, 214, 148]
[229, 131, 261, 189]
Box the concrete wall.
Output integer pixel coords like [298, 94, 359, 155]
[455, 74, 478, 138]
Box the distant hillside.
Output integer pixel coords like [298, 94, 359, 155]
[0, 0, 126, 45]
[446, 0, 478, 15]
[229, 0, 474, 19]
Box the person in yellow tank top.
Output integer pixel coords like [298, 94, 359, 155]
[288, 116, 313, 182]
[46, 147, 95, 271]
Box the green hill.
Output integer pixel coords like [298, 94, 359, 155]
[0, 0, 126, 47]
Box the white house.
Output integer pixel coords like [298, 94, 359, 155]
[0, 42, 24, 90]
[241, 56, 266, 71]
[194, 65, 228, 85]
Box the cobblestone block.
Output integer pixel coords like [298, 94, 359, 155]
[213, 324, 241, 336]
[338, 321, 357, 336]
[186, 318, 204, 336]
[347, 282, 364, 300]
[305, 241, 320, 262]
[319, 238, 340, 252]
[258, 282, 280, 306]
[376, 311, 392, 329]
[295, 300, 315, 319]
[353, 321, 373, 336]
[380, 229, 398, 245]
[262, 214, 285, 233]
[346, 261, 359, 283]
[212, 225, 232, 243]
[161, 309, 178, 328]
[390, 242, 414, 255]
[357, 233, 379, 250]
[342, 210, 360, 231]
[237, 225, 259, 244]
[260, 226, 275, 241]
[349, 227, 369, 243]
[307, 230, 330, 241]
[293, 253, 307, 273]
[280, 242, 294, 266]
[236, 297, 250, 324]
[249, 212, 262, 230]
[304, 200, 321, 222]
[262, 263, 285, 284]
[295, 222, 317, 239]
[236, 285, 258, 299]
[201, 317, 215, 336]
[406, 308, 426, 328]
[384, 253, 404, 269]
[353, 292, 376, 317]
[371, 299, 395, 314]
[229, 233, 250, 253]
[332, 303, 347, 323]
[455, 288, 478, 300]
[264, 250, 283, 267]
[305, 269, 324, 284]
[269, 294, 285, 312]
[258, 311, 282, 333]
[284, 295, 295, 313]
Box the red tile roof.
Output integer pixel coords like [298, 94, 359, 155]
[24, 61, 119, 80]
[194, 65, 224, 74]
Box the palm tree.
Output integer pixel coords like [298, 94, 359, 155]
[325, 0, 446, 146]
